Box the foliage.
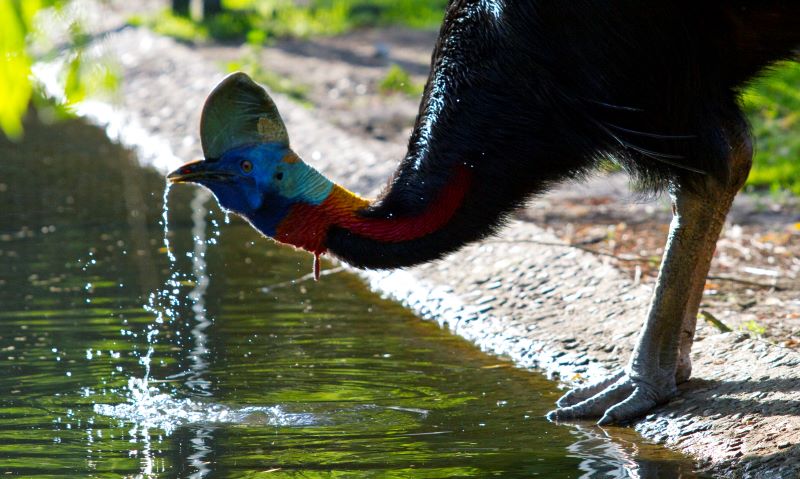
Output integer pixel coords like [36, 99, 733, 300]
[251, 0, 352, 38]
[129, 9, 261, 43]
[225, 0, 448, 33]
[742, 62, 800, 194]
[0, 1, 118, 139]
[143, 0, 448, 44]
[379, 64, 423, 96]
[128, 11, 208, 43]
[0, 1, 49, 139]
[349, 0, 449, 28]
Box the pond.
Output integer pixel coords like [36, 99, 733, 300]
[0, 115, 705, 477]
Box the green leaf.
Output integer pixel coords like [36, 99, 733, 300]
[0, 1, 34, 139]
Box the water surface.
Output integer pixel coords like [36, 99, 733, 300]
[0, 116, 703, 477]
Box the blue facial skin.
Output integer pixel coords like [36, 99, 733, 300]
[185, 143, 333, 237]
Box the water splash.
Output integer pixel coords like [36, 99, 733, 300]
[137, 183, 186, 385]
[162, 181, 176, 263]
[96, 186, 209, 428]
[95, 185, 318, 445]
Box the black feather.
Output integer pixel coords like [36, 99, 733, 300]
[327, 0, 800, 269]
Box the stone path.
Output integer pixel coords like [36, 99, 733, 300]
[68, 22, 800, 478]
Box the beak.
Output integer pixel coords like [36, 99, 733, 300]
[167, 159, 231, 184]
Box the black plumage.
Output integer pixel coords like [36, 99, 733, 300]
[329, 0, 800, 269]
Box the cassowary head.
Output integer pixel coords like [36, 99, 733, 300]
[167, 71, 465, 272]
[168, 73, 333, 235]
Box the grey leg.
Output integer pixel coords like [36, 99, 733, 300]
[548, 132, 752, 425]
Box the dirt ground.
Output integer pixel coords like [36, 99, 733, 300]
[63, 2, 800, 475]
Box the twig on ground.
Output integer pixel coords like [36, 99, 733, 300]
[707, 274, 787, 291]
[700, 310, 733, 333]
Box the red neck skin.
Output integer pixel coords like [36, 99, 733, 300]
[274, 167, 472, 259]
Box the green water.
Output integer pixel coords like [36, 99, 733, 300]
[0, 116, 703, 477]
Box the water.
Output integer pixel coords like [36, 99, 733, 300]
[0, 115, 705, 477]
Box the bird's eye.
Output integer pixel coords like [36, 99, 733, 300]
[240, 160, 253, 173]
[274, 172, 284, 181]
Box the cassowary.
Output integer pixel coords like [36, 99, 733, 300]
[168, 1, 800, 424]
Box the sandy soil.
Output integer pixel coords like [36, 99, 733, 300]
[61, 3, 800, 475]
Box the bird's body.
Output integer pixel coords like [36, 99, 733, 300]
[169, 0, 800, 424]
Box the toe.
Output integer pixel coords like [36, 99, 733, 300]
[597, 386, 658, 426]
[555, 370, 625, 408]
[548, 380, 633, 422]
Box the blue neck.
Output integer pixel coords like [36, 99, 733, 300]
[247, 192, 294, 237]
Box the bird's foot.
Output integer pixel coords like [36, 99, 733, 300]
[546, 370, 676, 425]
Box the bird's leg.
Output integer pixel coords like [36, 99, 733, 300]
[548, 132, 752, 425]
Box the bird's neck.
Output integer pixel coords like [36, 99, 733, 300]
[271, 166, 472, 266]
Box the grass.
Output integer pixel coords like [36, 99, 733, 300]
[378, 64, 423, 96]
[130, 0, 448, 44]
[741, 319, 767, 338]
[742, 62, 800, 194]
[226, 0, 448, 32]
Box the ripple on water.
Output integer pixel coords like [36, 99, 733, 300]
[94, 378, 317, 435]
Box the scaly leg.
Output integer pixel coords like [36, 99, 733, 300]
[548, 131, 752, 425]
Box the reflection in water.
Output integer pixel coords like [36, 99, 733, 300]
[186, 189, 213, 395]
[186, 189, 212, 478]
[188, 427, 213, 479]
[570, 425, 641, 478]
[0, 116, 704, 477]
